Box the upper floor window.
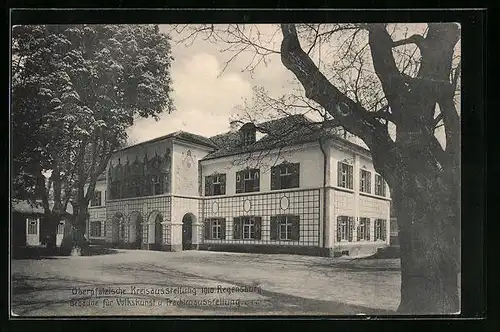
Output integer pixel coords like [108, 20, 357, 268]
[205, 174, 226, 196]
[91, 191, 102, 207]
[233, 216, 261, 240]
[236, 169, 260, 193]
[271, 163, 300, 190]
[357, 217, 371, 241]
[270, 215, 300, 241]
[374, 219, 387, 241]
[337, 161, 353, 189]
[375, 174, 386, 197]
[152, 175, 163, 195]
[27, 218, 38, 235]
[336, 216, 354, 242]
[360, 169, 372, 194]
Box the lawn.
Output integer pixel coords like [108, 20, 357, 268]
[11, 249, 401, 316]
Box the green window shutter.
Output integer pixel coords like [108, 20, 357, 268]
[205, 176, 211, 196]
[348, 217, 354, 242]
[291, 215, 300, 241]
[291, 163, 300, 188]
[271, 166, 279, 190]
[348, 165, 353, 189]
[270, 216, 278, 240]
[367, 219, 371, 241]
[220, 218, 226, 240]
[220, 174, 226, 195]
[253, 169, 260, 192]
[204, 219, 211, 240]
[337, 161, 343, 187]
[254, 216, 262, 240]
[233, 217, 241, 239]
[367, 173, 372, 194]
[336, 217, 342, 242]
[235, 172, 242, 194]
[382, 220, 387, 241]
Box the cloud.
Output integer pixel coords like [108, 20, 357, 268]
[127, 51, 253, 143]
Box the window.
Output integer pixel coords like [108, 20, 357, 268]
[205, 174, 226, 196]
[375, 174, 386, 196]
[271, 163, 300, 190]
[242, 130, 256, 145]
[90, 221, 102, 237]
[233, 216, 262, 240]
[337, 161, 353, 189]
[152, 175, 163, 195]
[270, 215, 300, 241]
[27, 218, 38, 235]
[236, 169, 260, 193]
[357, 217, 371, 241]
[204, 218, 226, 240]
[57, 222, 65, 235]
[360, 169, 372, 194]
[91, 191, 102, 207]
[336, 216, 354, 242]
[374, 219, 387, 241]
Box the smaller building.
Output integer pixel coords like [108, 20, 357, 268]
[11, 199, 70, 249]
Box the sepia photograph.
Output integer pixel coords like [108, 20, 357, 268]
[10, 15, 466, 317]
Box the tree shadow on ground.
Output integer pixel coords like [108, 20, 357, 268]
[11, 245, 120, 260]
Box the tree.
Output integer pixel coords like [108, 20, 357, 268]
[12, 24, 175, 254]
[172, 23, 461, 313]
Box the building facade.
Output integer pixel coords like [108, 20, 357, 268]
[86, 116, 391, 257]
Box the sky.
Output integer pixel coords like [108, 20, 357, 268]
[127, 24, 293, 144]
[126, 24, 458, 149]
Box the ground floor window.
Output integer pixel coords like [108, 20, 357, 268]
[27, 218, 38, 235]
[57, 222, 65, 235]
[233, 216, 261, 240]
[270, 215, 300, 241]
[204, 218, 226, 240]
[374, 219, 387, 241]
[337, 216, 354, 242]
[357, 217, 371, 241]
[90, 221, 102, 237]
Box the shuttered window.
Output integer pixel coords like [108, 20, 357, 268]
[91, 191, 102, 207]
[374, 219, 387, 241]
[357, 217, 371, 241]
[236, 169, 260, 193]
[270, 215, 300, 241]
[27, 218, 38, 235]
[204, 218, 226, 240]
[337, 161, 353, 189]
[336, 216, 354, 242]
[90, 221, 102, 237]
[271, 163, 300, 190]
[360, 170, 372, 194]
[205, 174, 226, 196]
[233, 216, 261, 240]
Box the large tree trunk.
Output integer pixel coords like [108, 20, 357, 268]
[394, 165, 460, 314]
[40, 212, 61, 253]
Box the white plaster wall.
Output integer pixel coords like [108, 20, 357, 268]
[172, 142, 211, 196]
[201, 144, 325, 195]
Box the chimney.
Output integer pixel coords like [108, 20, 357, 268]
[230, 120, 241, 133]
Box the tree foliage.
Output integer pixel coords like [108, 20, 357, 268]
[12, 24, 175, 250]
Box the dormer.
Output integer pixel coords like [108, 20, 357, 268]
[239, 122, 256, 146]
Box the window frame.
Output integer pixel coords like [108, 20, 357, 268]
[374, 218, 387, 241]
[27, 218, 38, 235]
[278, 216, 293, 241]
[338, 162, 354, 189]
[358, 217, 371, 241]
[375, 174, 386, 197]
[91, 191, 102, 207]
[243, 217, 256, 240]
[211, 219, 221, 240]
[360, 169, 372, 194]
[90, 220, 102, 237]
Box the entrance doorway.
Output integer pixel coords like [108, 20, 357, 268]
[182, 213, 194, 250]
[111, 212, 124, 247]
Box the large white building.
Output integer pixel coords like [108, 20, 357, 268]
[86, 115, 391, 257]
